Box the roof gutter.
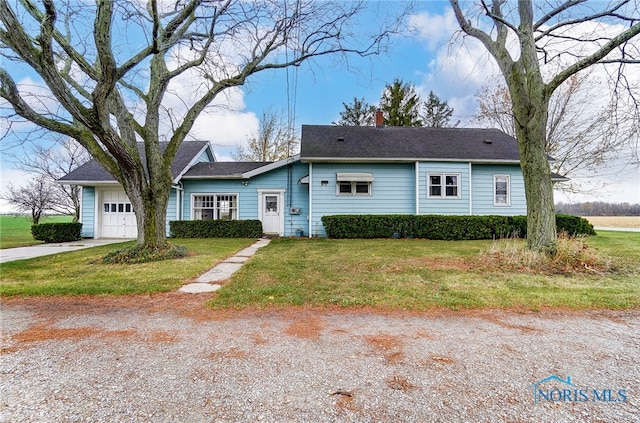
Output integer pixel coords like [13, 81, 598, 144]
[300, 157, 522, 165]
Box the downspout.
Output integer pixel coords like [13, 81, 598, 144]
[94, 189, 100, 239]
[172, 183, 184, 220]
[308, 162, 313, 238]
[415, 161, 419, 215]
[468, 163, 473, 215]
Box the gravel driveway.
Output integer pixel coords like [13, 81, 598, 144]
[1, 293, 638, 422]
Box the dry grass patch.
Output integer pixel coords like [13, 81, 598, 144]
[483, 233, 617, 274]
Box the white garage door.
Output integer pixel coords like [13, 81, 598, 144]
[101, 190, 137, 238]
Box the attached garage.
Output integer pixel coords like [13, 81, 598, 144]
[99, 190, 137, 238]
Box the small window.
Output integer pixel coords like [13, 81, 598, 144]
[494, 175, 510, 206]
[336, 181, 371, 196]
[429, 175, 442, 197]
[125, 203, 132, 213]
[104, 203, 110, 213]
[445, 175, 458, 197]
[355, 182, 369, 194]
[118, 203, 124, 212]
[265, 195, 278, 212]
[110, 203, 117, 212]
[428, 173, 460, 198]
[338, 181, 352, 194]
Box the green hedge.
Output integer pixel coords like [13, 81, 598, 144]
[31, 222, 83, 243]
[169, 220, 263, 238]
[321, 214, 594, 240]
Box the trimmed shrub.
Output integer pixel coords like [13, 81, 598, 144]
[31, 222, 82, 243]
[321, 214, 594, 240]
[555, 214, 596, 236]
[169, 219, 263, 238]
[102, 243, 188, 264]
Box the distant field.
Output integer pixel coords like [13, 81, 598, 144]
[0, 215, 73, 249]
[584, 216, 640, 228]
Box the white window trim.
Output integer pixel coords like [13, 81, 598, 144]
[426, 172, 461, 199]
[336, 180, 372, 196]
[190, 193, 240, 220]
[493, 174, 511, 206]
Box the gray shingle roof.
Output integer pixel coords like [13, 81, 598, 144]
[300, 125, 521, 162]
[58, 141, 210, 183]
[182, 162, 272, 178]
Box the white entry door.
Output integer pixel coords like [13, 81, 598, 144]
[101, 190, 137, 238]
[259, 191, 284, 235]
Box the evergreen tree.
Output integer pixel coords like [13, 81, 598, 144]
[332, 97, 376, 126]
[379, 78, 423, 127]
[422, 91, 454, 127]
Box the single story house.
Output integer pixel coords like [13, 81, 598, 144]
[59, 121, 563, 238]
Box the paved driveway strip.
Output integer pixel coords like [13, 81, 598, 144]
[0, 239, 130, 263]
[0, 297, 638, 423]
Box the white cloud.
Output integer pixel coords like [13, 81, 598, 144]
[0, 168, 33, 214]
[189, 106, 259, 147]
[408, 9, 459, 51]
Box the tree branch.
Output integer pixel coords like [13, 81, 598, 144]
[547, 22, 640, 93]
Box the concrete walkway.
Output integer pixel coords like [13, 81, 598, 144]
[179, 238, 271, 293]
[0, 239, 131, 264]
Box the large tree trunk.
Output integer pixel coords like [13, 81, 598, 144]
[513, 101, 558, 254]
[120, 163, 172, 249]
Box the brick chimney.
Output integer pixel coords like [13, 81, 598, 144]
[375, 109, 384, 128]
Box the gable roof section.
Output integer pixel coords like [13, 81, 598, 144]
[300, 125, 521, 163]
[182, 161, 272, 179]
[182, 154, 302, 179]
[58, 141, 211, 184]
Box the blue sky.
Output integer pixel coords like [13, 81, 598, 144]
[1, 1, 639, 212]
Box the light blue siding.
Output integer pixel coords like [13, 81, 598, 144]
[81, 186, 95, 238]
[471, 164, 526, 215]
[195, 148, 213, 163]
[181, 161, 309, 236]
[418, 162, 470, 215]
[310, 163, 415, 237]
[166, 189, 177, 236]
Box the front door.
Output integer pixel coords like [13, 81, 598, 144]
[260, 191, 284, 235]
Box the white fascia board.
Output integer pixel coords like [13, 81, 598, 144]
[242, 154, 300, 178]
[56, 180, 120, 186]
[173, 142, 213, 183]
[180, 175, 243, 180]
[301, 157, 521, 165]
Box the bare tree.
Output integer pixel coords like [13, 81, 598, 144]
[332, 97, 376, 126]
[233, 109, 298, 161]
[475, 73, 638, 193]
[10, 137, 90, 221]
[1, 0, 405, 250]
[450, 0, 640, 253]
[2, 176, 56, 224]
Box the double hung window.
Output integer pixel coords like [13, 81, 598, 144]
[427, 173, 460, 198]
[494, 175, 510, 206]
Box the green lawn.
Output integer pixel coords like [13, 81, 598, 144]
[1, 231, 638, 311]
[0, 238, 255, 296]
[0, 215, 73, 249]
[210, 231, 640, 311]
